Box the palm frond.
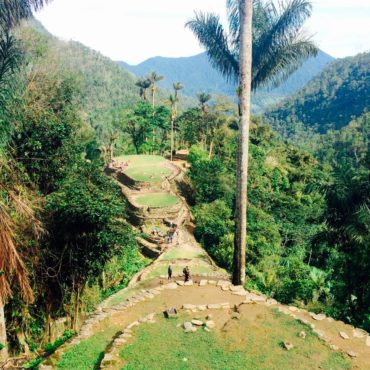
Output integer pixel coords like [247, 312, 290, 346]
[0, 0, 52, 29]
[252, 35, 317, 89]
[186, 11, 239, 82]
[0, 30, 21, 89]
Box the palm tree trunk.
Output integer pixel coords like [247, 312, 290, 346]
[72, 287, 80, 330]
[208, 138, 214, 159]
[0, 300, 8, 363]
[233, 0, 253, 286]
[170, 118, 174, 161]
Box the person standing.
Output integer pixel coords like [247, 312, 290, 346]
[168, 265, 173, 280]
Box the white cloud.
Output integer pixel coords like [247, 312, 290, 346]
[35, 0, 370, 63]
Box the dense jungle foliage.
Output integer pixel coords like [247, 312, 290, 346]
[180, 103, 369, 332]
[265, 52, 370, 135]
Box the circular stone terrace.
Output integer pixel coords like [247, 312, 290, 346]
[110, 155, 184, 225]
[113, 155, 176, 186]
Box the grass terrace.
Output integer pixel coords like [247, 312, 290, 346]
[115, 155, 172, 182]
[135, 193, 178, 207]
[118, 310, 351, 370]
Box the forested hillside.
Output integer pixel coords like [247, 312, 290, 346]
[265, 52, 370, 135]
[15, 20, 194, 143]
[118, 50, 334, 112]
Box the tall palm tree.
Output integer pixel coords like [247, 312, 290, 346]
[186, 0, 317, 285]
[197, 92, 211, 115]
[172, 82, 183, 152]
[196, 92, 212, 151]
[168, 94, 178, 161]
[148, 71, 164, 109]
[135, 77, 151, 101]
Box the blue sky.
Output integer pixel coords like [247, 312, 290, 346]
[35, 0, 370, 64]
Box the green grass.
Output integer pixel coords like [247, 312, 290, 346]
[115, 155, 171, 182]
[147, 263, 216, 279]
[135, 193, 178, 207]
[115, 155, 166, 166]
[118, 312, 350, 370]
[125, 166, 172, 182]
[162, 247, 207, 261]
[57, 325, 119, 370]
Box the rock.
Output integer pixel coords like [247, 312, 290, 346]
[330, 344, 339, 351]
[298, 318, 309, 325]
[176, 323, 182, 328]
[266, 298, 278, 306]
[183, 322, 193, 332]
[101, 354, 116, 366]
[206, 320, 215, 329]
[339, 331, 349, 339]
[327, 317, 334, 322]
[229, 285, 244, 292]
[283, 341, 294, 350]
[139, 317, 148, 323]
[299, 331, 306, 339]
[163, 282, 178, 289]
[246, 293, 266, 302]
[183, 357, 188, 362]
[206, 314, 213, 320]
[183, 304, 196, 310]
[184, 280, 194, 286]
[197, 305, 207, 311]
[149, 288, 161, 295]
[114, 338, 126, 345]
[353, 329, 366, 338]
[191, 319, 204, 326]
[232, 290, 247, 296]
[39, 365, 53, 370]
[199, 280, 207, 286]
[310, 323, 315, 329]
[289, 306, 299, 312]
[204, 326, 211, 332]
[347, 351, 358, 358]
[123, 328, 132, 334]
[220, 302, 230, 308]
[231, 312, 241, 320]
[217, 280, 231, 287]
[127, 321, 139, 329]
[121, 333, 132, 338]
[366, 336, 370, 347]
[208, 280, 217, 285]
[311, 313, 326, 321]
[208, 303, 222, 309]
[176, 280, 185, 286]
[164, 307, 178, 318]
[146, 313, 155, 321]
[313, 329, 328, 341]
[221, 286, 230, 291]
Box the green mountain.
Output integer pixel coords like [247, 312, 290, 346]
[265, 52, 370, 135]
[117, 50, 334, 112]
[16, 20, 194, 139]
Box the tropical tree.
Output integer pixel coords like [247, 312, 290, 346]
[148, 71, 164, 109]
[197, 92, 211, 115]
[172, 82, 183, 153]
[186, 0, 317, 284]
[0, 0, 51, 362]
[135, 77, 151, 101]
[168, 94, 177, 161]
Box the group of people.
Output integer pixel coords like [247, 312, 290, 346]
[151, 226, 179, 245]
[111, 160, 130, 172]
[167, 265, 191, 282]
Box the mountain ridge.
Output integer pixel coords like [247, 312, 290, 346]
[117, 50, 334, 112]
